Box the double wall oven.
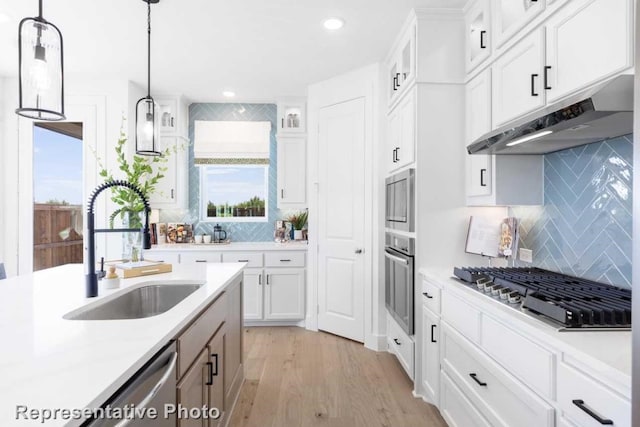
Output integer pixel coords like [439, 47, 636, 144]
[385, 169, 414, 232]
[385, 233, 415, 335]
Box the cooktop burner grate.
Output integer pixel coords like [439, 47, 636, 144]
[453, 267, 631, 329]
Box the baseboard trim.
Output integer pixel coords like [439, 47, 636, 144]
[244, 320, 304, 327]
[365, 334, 388, 352]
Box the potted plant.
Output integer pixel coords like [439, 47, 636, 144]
[285, 210, 308, 240]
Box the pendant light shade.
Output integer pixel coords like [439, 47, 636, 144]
[16, 0, 65, 121]
[135, 0, 161, 156]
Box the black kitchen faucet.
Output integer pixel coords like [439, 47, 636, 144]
[85, 180, 152, 298]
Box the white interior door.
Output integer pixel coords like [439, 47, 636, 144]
[317, 97, 366, 342]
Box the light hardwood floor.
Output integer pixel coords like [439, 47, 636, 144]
[227, 327, 447, 427]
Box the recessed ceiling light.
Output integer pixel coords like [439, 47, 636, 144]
[222, 91, 235, 98]
[323, 17, 344, 31]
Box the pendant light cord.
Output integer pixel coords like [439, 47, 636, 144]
[38, 0, 43, 18]
[147, 0, 151, 98]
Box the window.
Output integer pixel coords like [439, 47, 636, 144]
[200, 165, 268, 222]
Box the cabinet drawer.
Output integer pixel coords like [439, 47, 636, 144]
[421, 278, 441, 315]
[557, 362, 630, 427]
[442, 326, 554, 427]
[181, 252, 222, 264]
[177, 292, 227, 379]
[145, 250, 180, 265]
[440, 372, 492, 427]
[222, 252, 263, 268]
[387, 314, 414, 380]
[264, 251, 305, 267]
[481, 315, 554, 399]
[442, 291, 481, 343]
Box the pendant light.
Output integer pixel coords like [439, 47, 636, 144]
[16, 0, 65, 121]
[135, 0, 161, 156]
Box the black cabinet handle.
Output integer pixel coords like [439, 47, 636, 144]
[469, 373, 487, 387]
[572, 400, 613, 425]
[480, 30, 487, 49]
[211, 353, 219, 376]
[266, 274, 270, 285]
[393, 338, 401, 345]
[282, 118, 284, 128]
[423, 292, 433, 299]
[171, 189, 174, 199]
[258, 274, 262, 285]
[395, 147, 400, 162]
[280, 259, 292, 262]
[281, 189, 284, 198]
[392, 148, 397, 163]
[531, 73, 539, 96]
[196, 260, 207, 263]
[393, 75, 399, 91]
[480, 168, 487, 187]
[206, 362, 213, 385]
[544, 65, 552, 90]
[431, 324, 437, 343]
[238, 259, 249, 262]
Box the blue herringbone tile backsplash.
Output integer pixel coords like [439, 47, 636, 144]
[159, 103, 285, 241]
[511, 135, 633, 288]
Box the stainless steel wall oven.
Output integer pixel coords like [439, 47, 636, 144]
[385, 169, 415, 232]
[385, 232, 415, 335]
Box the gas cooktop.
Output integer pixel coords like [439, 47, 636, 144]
[453, 267, 631, 331]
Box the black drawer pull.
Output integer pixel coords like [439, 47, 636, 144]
[196, 260, 207, 263]
[544, 65, 552, 90]
[430, 324, 437, 343]
[480, 30, 487, 49]
[280, 259, 292, 262]
[480, 168, 487, 187]
[206, 362, 213, 385]
[211, 353, 219, 376]
[238, 259, 249, 262]
[423, 292, 433, 299]
[469, 373, 487, 387]
[572, 400, 613, 425]
[393, 338, 401, 346]
[531, 73, 539, 96]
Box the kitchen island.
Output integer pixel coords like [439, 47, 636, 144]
[0, 262, 245, 427]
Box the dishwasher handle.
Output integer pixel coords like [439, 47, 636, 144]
[113, 351, 178, 427]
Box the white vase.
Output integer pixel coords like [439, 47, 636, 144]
[293, 230, 303, 240]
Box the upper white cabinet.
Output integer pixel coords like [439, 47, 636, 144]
[277, 99, 306, 134]
[544, 0, 634, 103]
[491, 28, 546, 127]
[387, 23, 416, 107]
[492, 0, 545, 48]
[387, 89, 416, 174]
[466, 0, 491, 73]
[148, 136, 189, 209]
[277, 136, 306, 208]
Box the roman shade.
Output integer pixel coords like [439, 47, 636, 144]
[194, 120, 271, 164]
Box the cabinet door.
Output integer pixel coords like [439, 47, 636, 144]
[243, 269, 263, 320]
[399, 24, 416, 89]
[277, 136, 306, 208]
[264, 268, 305, 320]
[466, 0, 491, 72]
[180, 252, 222, 264]
[387, 108, 401, 173]
[465, 69, 493, 200]
[207, 328, 225, 427]
[493, 0, 545, 48]
[144, 250, 180, 264]
[224, 279, 242, 408]
[148, 136, 177, 206]
[492, 28, 545, 127]
[422, 307, 440, 405]
[388, 60, 401, 104]
[396, 93, 415, 170]
[440, 372, 492, 427]
[177, 348, 209, 427]
[545, 0, 633, 103]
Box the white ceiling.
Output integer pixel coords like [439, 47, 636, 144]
[0, 0, 467, 103]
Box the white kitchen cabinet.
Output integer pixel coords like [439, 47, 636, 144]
[387, 313, 415, 380]
[180, 252, 222, 264]
[544, 0, 634, 103]
[387, 22, 416, 108]
[492, 0, 545, 48]
[277, 136, 306, 208]
[277, 99, 306, 134]
[264, 268, 305, 320]
[387, 90, 415, 173]
[466, 0, 491, 73]
[440, 372, 492, 427]
[422, 305, 440, 405]
[465, 69, 493, 199]
[148, 136, 189, 210]
[156, 95, 189, 138]
[492, 28, 546, 127]
[242, 268, 263, 321]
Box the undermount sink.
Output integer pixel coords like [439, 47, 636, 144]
[64, 282, 205, 320]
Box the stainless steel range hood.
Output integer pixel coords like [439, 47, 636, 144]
[467, 75, 634, 155]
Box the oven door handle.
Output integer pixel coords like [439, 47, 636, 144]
[384, 249, 409, 265]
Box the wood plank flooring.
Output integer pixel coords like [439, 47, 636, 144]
[227, 327, 447, 427]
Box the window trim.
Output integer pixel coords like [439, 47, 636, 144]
[198, 164, 269, 223]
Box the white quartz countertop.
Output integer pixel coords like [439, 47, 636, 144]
[148, 241, 309, 251]
[419, 267, 631, 393]
[0, 263, 245, 427]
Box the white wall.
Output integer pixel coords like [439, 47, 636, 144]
[307, 63, 386, 351]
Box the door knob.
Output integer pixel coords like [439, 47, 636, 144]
[355, 249, 363, 254]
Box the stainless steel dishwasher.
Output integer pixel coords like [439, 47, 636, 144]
[86, 342, 177, 427]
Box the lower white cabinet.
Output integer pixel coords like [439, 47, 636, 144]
[440, 372, 492, 427]
[242, 268, 264, 321]
[421, 305, 440, 405]
[180, 252, 222, 264]
[387, 313, 415, 380]
[264, 268, 305, 320]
